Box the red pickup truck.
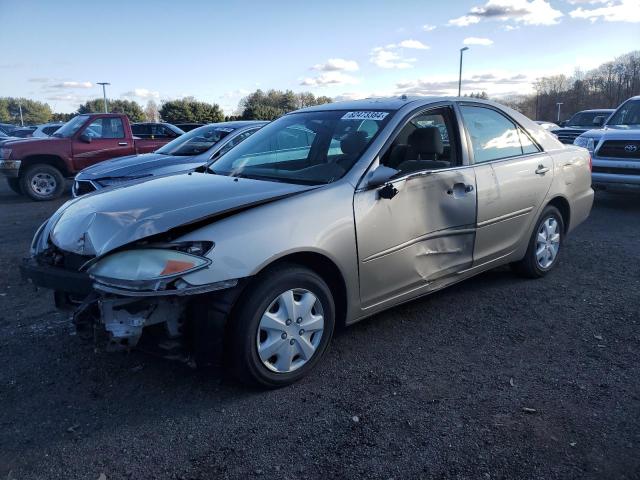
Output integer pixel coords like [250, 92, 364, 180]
[0, 113, 177, 201]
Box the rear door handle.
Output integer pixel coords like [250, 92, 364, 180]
[118, 142, 128, 146]
[535, 165, 550, 175]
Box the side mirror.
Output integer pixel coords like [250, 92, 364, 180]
[592, 116, 605, 127]
[559, 120, 568, 127]
[79, 133, 92, 143]
[365, 165, 399, 188]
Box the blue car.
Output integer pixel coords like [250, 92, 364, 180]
[72, 120, 267, 196]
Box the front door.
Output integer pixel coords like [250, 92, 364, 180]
[73, 116, 134, 170]
[354, 105, 477, 309]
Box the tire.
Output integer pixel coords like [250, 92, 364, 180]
[511, 205, 564, 278]
[6, 178, 22, 195]
[20, 164, 65, 201]
[226, 264, 335, 388]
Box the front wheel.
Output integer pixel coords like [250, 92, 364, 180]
[511, 205, 564, 278]
[20, 164, 65, 201]
[226, 264, 335, 388]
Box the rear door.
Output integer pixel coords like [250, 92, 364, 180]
[354, 104, 477, 309]
[73, 117, 134, 170]
[458, 104, 553, 265]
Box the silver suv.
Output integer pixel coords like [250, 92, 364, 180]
[22, 97, 593, 387]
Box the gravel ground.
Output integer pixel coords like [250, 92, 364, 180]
[0, 181, 639, 480]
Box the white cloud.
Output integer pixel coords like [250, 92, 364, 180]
[370, 46, 416, 69]
[423, 24, 437, 31]
[449, 0, 563, 26]
[448, 15, 482, 26]
[312, 58, 359, 72]
[398, 39, 430, 49]
[464, 37, 495, 45]
[300, 71, 359, 87]
[50, 81, 93, 89]
[121, 88, 160, 99]
[569, 0, 640, 23]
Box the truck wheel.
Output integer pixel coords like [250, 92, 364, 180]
[20, 164, 65, 201]
[511, 205, 564, 278]
[226, 264, 335, 388]
[6, 178, 23, 195]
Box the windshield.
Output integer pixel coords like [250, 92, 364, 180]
[156, 125, 233, 156]
[567, 111, 609, 127]
[52, 115, 90, 138]
[607, 100, 640, 128]
[211, 110, 392, 185]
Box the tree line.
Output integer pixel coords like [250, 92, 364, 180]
[501, 50, 639, 122]
[0, 90, 333, 126]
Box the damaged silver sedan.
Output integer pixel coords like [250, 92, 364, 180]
[22, 97, 594, 387]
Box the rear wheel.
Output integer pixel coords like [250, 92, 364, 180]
[512, 205, 564, 278]
[20, 164, 65, 201]
[226, 264, 335, 388]
[6, 178, 22, 195]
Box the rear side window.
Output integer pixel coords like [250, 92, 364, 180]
[460, 105, 538, 163]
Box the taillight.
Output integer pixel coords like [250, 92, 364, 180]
[589, 155, 592, 172]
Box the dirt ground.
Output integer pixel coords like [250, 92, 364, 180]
[0, 181, 639, 480]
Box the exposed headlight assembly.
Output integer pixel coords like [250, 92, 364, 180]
[574, 136, 595, 153]
[87, 249, 211, 291]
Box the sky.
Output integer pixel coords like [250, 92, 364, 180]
[0, 0, 638, 114]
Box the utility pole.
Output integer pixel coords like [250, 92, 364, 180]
[458, 47, 469, 97]
[556, 102, 563, 123]
[97, 82, 110, 113]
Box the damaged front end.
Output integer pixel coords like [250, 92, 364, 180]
[21, 238, 241, 363]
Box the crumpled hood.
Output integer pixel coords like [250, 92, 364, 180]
[44, 172, 315, 257]
[76, 152, 207, 180]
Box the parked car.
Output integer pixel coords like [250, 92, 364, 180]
[131, 122, 184, 140]
[73, 121, 266, 196]
[0, 113, 177, 200]
[9, 126, 37, 138]
[574, 96, 640, 191]
[32, 122, 65, 138]
[536, 121, 559, 131]
[175, 123, 205, 132]
[21, 97, 593, 387]
[552, 109, 614, 144]
[0, 123, 18, 135]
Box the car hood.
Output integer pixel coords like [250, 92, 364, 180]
[4, 136, 67, 153]
[579, 127, 640, 140]
[76, 152, 206, 179]
[42, 172, 316, 257]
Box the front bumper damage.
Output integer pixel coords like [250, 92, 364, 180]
[21, 254, 244, 364]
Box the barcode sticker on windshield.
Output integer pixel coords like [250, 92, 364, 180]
[341, 111, 389, 121]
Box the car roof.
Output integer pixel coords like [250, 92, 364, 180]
[198, 121, 268, 128]
[576, 109, 615, 113]
[293, 96, 508, 114]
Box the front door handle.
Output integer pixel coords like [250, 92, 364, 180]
[447, 183, 474, 196]
[118, 142, 128, 146]
[535, 165, 550, 175]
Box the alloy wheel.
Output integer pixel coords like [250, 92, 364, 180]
[535, 217, 560, 269]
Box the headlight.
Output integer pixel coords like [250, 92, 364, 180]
[87, 249, 211, 291]
[574, 136, 595, 153]
[1, 148, 12, 159]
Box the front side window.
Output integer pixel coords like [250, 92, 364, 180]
[83, 118, 125, 139]
[607, 100, 640, 128]
[460, 106, 537, 163]
[156, 125, 234, 156]
[381, 107, 459, 175]
[211, 110, 392, 185]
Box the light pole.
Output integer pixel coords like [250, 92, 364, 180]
[97, 82, 110, 113]
[18, 101, 24, 126]
[556, 102, 563, 123]
[458, 47, 469, 97]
